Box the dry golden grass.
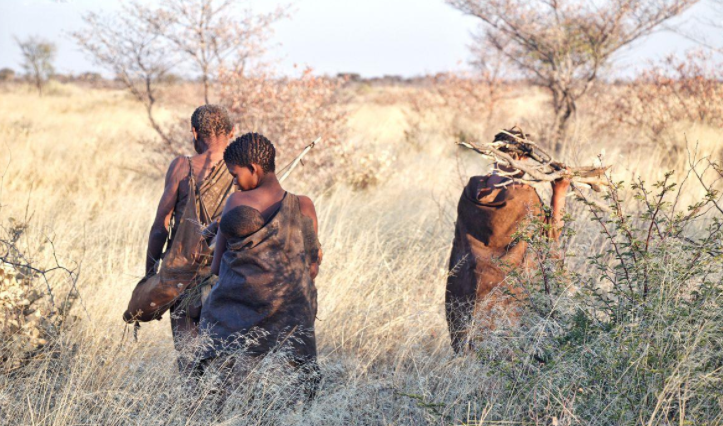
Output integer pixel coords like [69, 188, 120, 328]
[0, 81, 721, 424]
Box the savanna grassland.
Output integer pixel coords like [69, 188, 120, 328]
[1, 77, 722, 425]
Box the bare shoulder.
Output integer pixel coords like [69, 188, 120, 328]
[224, 190, 255, 211]
[165, 156, 188, 183]
[297, 195, 318, 233]
[297, 195, 317, 218]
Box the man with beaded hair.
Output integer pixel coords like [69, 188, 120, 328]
[143, 104, 236, 371]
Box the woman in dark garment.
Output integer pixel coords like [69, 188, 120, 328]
[446, 128, 570, 353]
[199, 132, 321, 395]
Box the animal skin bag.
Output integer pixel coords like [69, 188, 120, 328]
[123, 158, 230, 323]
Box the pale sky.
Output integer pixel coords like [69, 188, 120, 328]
[0, 0, 719, 78]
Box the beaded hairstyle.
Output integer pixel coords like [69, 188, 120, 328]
[191, 105, 234, 139]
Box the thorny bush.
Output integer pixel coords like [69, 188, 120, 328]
[220, 68, 349, 186]
[461, 155, 723, 425]
[0, 218, 79, 371]
[611, 51, 723, 149]
[141, 70, 350, 183]
[404, 71, 508, 150]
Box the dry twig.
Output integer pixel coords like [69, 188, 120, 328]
[278, 137, 321, 183]
[457, 135, 610, 192]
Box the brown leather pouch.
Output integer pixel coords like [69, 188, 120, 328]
[123, 157, 213, 323]
[123, 274, 177, 322]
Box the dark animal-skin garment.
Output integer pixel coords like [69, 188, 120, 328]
[200, 193, 318, 365]
[445, 175, 544, 353]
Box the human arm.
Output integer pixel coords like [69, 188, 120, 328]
[210, 193, 246, 276]
[145, 157, 184, 276]
[548, 176, 571, 241]
[298, 195, 322, 279]
[210, 230, 227, 276]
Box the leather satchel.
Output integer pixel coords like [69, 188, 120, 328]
[123, 159, 215, 323]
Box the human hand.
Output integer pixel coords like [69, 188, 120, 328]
[552, 177, 571, 192]
[310, 263, 319, 280]
[552, 168, 571, 193]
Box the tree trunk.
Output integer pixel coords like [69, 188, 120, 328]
[33, 64, 43, 97]
[146, 102, 174, 153]
[143, 76, 174, 153]
[35, 75, 43, 97]
[202, 73, 210, 104]
[550, 88, 576, 153]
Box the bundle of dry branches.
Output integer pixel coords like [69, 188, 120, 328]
[458, 128, 610, 192]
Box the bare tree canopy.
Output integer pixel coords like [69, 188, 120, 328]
[152, 0, 286, 103]
[446, 0, 700, 150]
[675, 0, 723, 54]
[72, 2, 176, 146]
[15, 36, 56, 96]
[72, 0, 286, 151]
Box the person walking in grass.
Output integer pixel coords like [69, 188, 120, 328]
[198, 132, 322, 399]
[134, 105, 236, 371]
[445, 128, 571, 353]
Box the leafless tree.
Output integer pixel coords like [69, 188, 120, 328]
[72, 2, 177, 147]
[151, 0, 286, 103]
[15, 36, 56, 96]
[72, 0, 285, 151]
[446, 0, 700, 151]
[674, 0, 723, 54]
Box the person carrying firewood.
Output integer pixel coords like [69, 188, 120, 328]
[445, 127, 571, 353]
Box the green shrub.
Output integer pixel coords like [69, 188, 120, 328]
[469, 168, 723, 425]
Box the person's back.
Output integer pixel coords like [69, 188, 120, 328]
[169, 153, 229, 236]
[142, 105, 236, 371]
[445, 129, 570, 353]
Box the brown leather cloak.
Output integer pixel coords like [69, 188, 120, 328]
[445, 175, 544, 352]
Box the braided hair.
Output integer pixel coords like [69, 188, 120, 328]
[224, 133, 276, 173]
[191, 105, 234, 139]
